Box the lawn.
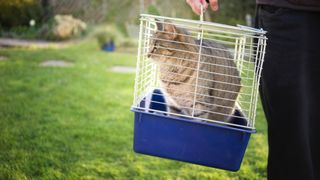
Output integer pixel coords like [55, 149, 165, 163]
[0, 41, 268, 179]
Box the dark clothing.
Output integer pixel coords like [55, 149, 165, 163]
[256, 5, 320, 180]
[256, 0, 320, 11]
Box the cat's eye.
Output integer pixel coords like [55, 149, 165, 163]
[154, 43, 161, 50]
[156, 43, 165, 49]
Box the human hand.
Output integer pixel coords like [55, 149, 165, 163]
[186, 0, 218, 15]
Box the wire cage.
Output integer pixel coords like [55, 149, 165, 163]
[131, 14, 267, 171]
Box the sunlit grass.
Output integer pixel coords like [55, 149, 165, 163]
[0, 41, 267, 179]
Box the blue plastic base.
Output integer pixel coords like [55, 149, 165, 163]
[132, 89, 255, 171]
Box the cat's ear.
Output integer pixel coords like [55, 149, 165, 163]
[163, 23, 178, 40]
[155, 19, 163, 31]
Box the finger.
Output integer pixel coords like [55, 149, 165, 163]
[209, 0, 219, 11]
[186, 0, 202, 15]
[200, 0, 209, 12]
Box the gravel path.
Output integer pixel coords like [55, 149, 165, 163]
[110, 66, 136, 73]
[40, 60, 73, 67]
[0, 38, 72, 49]
[0, 56, 8, 61]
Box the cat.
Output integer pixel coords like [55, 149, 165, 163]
[147, 20, 241, 123]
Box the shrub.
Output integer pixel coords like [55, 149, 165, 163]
[94, 25, 124, 47]
[119, 39, 138, 48]
[3, 26, 39, 39]
[96, 32, 114, 47]
[40, 14, 87, 40]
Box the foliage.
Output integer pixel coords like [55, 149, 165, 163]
[119, 39, 138, 48]
[104, 0, 136, 23]
[0, 15, 88, 41]
[144, 0, 255, 25]
[46, 15, 87, 40]
[154, 0, 195, 19]
[0, 0, 256, 41]
[93, 24, 134, 48]
[47, 0, 108, 24]
[95, 32, 111, 47]
[0, 26, 40, 39]
[0, 0, 43, 28]
[115, 23, 128, 37]
[0, 41, 267, 179]
[147, 5, 161, 16]
[208, 0, 256, 25]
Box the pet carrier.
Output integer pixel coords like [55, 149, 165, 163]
[131, 12, 266, 171]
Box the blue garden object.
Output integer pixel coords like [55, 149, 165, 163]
[102, 40, 115, 52]
[132, 89, 256, 171]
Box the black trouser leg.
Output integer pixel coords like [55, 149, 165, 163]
[256, 5, 320, 180]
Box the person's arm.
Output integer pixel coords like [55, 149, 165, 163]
[186, 0, 218, 15]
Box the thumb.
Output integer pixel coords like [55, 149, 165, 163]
[186, 0, 206, 15]
[209, 0, 219, 11]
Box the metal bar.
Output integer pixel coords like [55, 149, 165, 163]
[140, 14, 267, 35]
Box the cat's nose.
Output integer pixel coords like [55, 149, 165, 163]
[147, 48, 154, 58]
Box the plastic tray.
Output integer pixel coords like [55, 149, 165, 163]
[132, 89, 255, 171]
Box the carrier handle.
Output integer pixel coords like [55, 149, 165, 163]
[197, 4, 204, 40]
[200, 4, 204, 22]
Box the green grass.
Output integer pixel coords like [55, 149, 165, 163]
[0, 41, 268, 179]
